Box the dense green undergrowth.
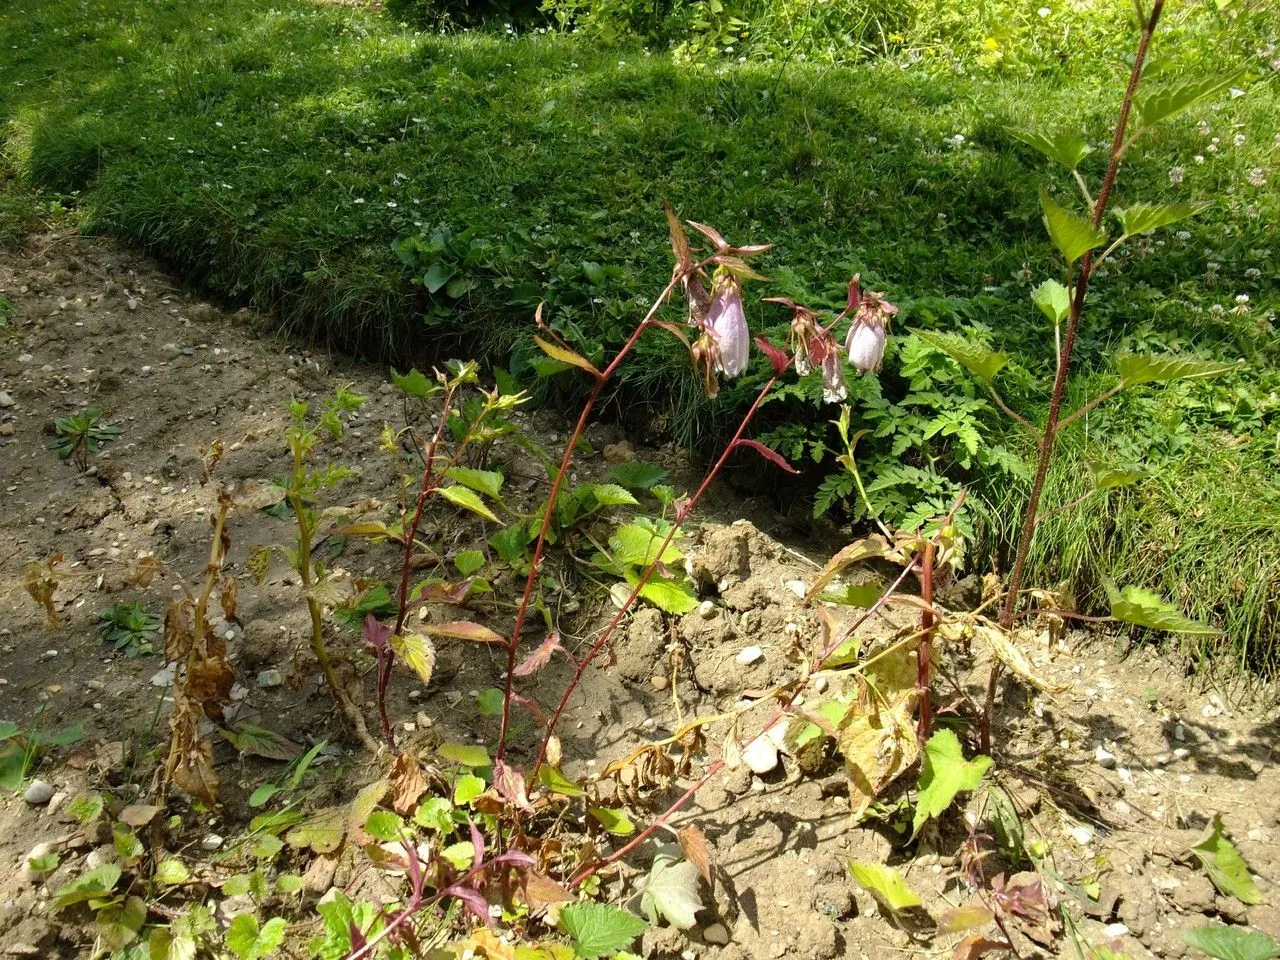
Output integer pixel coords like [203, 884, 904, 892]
[0, 0, 1277, 668]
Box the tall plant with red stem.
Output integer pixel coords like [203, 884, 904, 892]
[967, 0, 1244, 749]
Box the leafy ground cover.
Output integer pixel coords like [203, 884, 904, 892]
[0, 0, 1277, 669]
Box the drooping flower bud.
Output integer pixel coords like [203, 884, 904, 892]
[691, 330, 720, 399]
[706, 272, 749, 378]
[845, 285, 897, 374]
[772, 298, 846, 403]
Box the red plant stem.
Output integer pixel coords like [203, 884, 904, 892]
[496, 268, 696, 763]
[393, 381, 459, 637]
[569, 556, 921, 887]
[917, 540, 935, 744]
[985, 0, 1163, 753]
[531, 371, 785, 778]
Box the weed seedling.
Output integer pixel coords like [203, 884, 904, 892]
[97, 601, 161, 656]
[50, 406, 121, 470]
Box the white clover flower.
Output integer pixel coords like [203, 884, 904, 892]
[1210, 303, 1226, 316]
[1248, 167, 1268, 187]
[1194, 155, 1206, 164]
[1234, 294, 1251, 315]
[1197, 121, 1212, 136]
[1169, 166, 1185, 186]
[1246, 267, 1262, 279]
[1175, 230, 1191, 241]
[1234, 133, 1246, 147]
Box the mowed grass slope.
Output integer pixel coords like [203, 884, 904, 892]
[1, 0, 1277, 669]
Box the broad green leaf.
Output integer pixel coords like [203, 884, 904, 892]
[441, 841, 476, 870]
[912, 729, 993, 836]
[1089, 463, 1143, 492]
[436, 485, 501, 524]
[363, 810, 405, 842]
[536, 764, 586, 798]
[251, 834, 285, 860]
[413, 796, 455, 832]
[223, 873, 253, 897]
[1137, 73, 1245, 128]
[227, 914, 288, 960]
[289, 740, 328, 789]
[0, 743, 29, 791]
[559, 902, 648, 959]
[1116, 353, 1241, 388]
[221, 723, 301, 762]
[820, 582, 883, 608]
[1007, 127, 1093, 169]
[533, 334, 602, 379]
[1106, 582, 1219, 636]
[639, 854, 703, 930]
[1032, 280, 1071, 324]
[1192, 816, 1262, 904]
[937, 903, 996, 934]
[1039, 187, 1107, 265]
[390, 368, 439, 400]
[1008, 128, 1090, 168]
[912, 329, 1008, 383]
[276, 874, 303, 895]
[848, 861, 922, 913]
[581, 483, 640, 508]
[453, 773, 487, 806]
[609, 461, 669, 490]
[423, 262, 455, 294]
[1115, 201, 1210, 237]
[476, 687, 504, 716]
[391, 632, 436, 686]
[626, 569, 699, 615]
[454, 549, 486, 576]
[445, 466, 504, 500]
[53, 863, 122, 909]
[0, 721, 18, 741]
[588, 806, 636, 836]
[68, 792, 105, 823]
[248, 784, 280, 808]
[26, 852, 59, 873]
[1182, 924, 1279, 960]
[96, 895, 146, 952]
[609, 522, 683, 567]
[438, 742, 492, 767]
[284, 809, 344, 854]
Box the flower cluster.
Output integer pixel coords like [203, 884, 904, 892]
[666, 208, 898, 402]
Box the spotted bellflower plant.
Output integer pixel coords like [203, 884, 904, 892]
[768, 298, 847, 403]
[845, 275, 896, 374]
[666, 206, 770, 398]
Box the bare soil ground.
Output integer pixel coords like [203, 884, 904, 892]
[0, 230, 1276, 959]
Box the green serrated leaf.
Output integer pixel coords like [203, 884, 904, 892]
[1089, 463, 1143, 492]
[1106, 582, 1219, 636]
[1116, 353, 1240, 388]
[1182, 924, 1279, 960]
[441, 840, 475, 870]
[476, 687, 504, 716]
[609, 522, 683, 567]
[559, 902, 648, 959]
[438, 742, 491, 767]
[626, 569, 699, 615]
[1192, 816, 1262, 905]
[1039, 186, 1107, 265]
[96, 894, 146, 952]
[536, 764, 586, 798]
[639, 855, 703, 930]
[1137, 73, 1245, 128]
[609, 461, 669, 491]
[390, 368, 439, 400]
[413, 796, 455, 832]
[848, 861, 922, 913]
[436, 485, 502, 523]
[391, 632, 436, 686]
[1032, 279, 1071, 324]
[363, 810, 405, 842]
[588, 806, 636, 836]
[582, 483, 640, 508]
[912, 329, 1008, 383]
[53, 863, 122, 909]
[1115, 201, 1210, 237]
[227, 913, 288, 960]
[453, 773, 487, 806]
[1008, 127, 1093, 169]
[912, 729, 992, 836]
[445, 466, 504, 499]
[454, 549, 486, 576]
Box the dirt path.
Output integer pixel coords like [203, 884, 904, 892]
[0, 231, 1276, 959]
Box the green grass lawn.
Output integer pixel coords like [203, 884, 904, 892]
[1, 0, 1277, 669]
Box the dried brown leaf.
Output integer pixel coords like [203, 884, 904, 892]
[24, 555, 63, 628]
[805, 536, 892, 604]
[388, 753, 428, 815]
[512, 631, 567, 677]
[678, 825, 714, 895]
[219, 576, 238, 624]
[126, 555, 164, 589]
[952, 935, 1011, 960]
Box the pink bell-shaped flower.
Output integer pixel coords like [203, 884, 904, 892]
[706, 274, 749, 378]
